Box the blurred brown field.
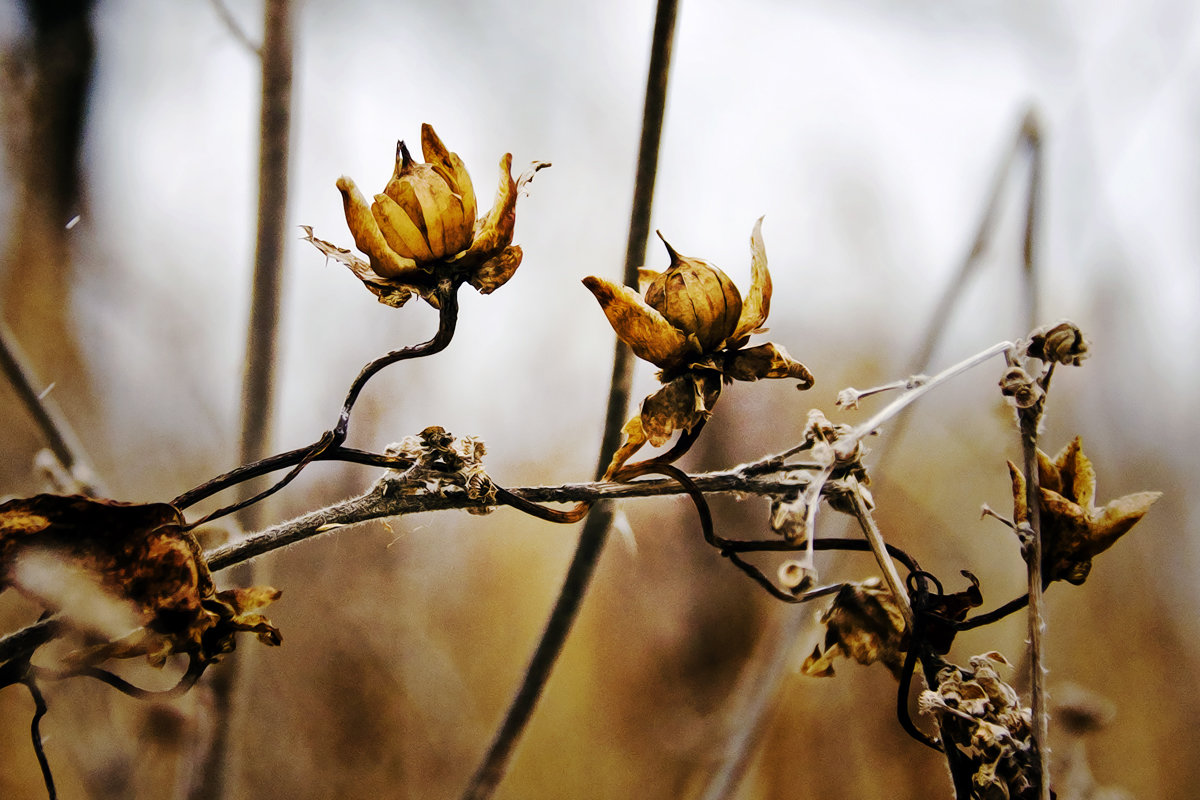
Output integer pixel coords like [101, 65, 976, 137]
[2, 1, 1198, 798]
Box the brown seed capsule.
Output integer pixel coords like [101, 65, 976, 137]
[1026, 321, 1089, 366]
[643, 233, 743, 353]
[326, 124, 548, 307]
[999, 366, 1043, 408]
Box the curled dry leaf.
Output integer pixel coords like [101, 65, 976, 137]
[801, 578, 907, 679]
[583, 219, 814, 476]
[1007, 436, 1161, 585]
[0, 494, 281, 668]
[919, 571, 984, 655]
[308, 123, 548, 307]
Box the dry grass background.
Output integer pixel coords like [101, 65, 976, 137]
[2, 1, 1198, 798]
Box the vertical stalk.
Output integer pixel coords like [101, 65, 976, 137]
[187, 3, 292, 799]
[1020, 413, 1051, 800]
[238, 0, 294, 513]
[459, 2, 679, 798]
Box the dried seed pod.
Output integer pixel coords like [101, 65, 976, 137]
[999, 366, 1043, 408]
[1026, 321, 1088, 366]
[322, 124, 548, 307]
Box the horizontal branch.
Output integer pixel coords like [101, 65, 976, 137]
[204, 462, 822, 572]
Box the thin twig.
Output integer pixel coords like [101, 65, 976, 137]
[173, 288, 458, 522]
[205, 464, 817, 573]
[846, 477, 913, 628]
[0, 321, 102, 495]
[459, 2, 679, 797]
[850, 340, 1015, 444]
[208, 0, 262, 56]
[24, 678, 56, 800]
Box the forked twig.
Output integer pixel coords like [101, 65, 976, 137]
[171, 285, 459, 523]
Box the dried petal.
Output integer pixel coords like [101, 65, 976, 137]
[469, 245, 523, 295]
[723, 342, 815, 387]
[336, 177, 422, 278]
[638, 371, 722, 446]
[300, 226, 419, 308]
[801, 578, 907, 679]
[731, 216, 772, 341]
[372, 191, 437, 262]
[582, 275, 695, 370]
[1005, 439, 1161, 585]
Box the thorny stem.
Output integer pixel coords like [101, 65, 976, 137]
[461, 1, 679, 797]
[171, 285, 458, 521]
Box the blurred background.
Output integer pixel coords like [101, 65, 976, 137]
[1, 0, 1197, 797]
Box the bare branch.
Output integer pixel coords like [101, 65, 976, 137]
[0, 321, 103, 495]
[205, 463, 816, 573]
[208, 0, 262, 57]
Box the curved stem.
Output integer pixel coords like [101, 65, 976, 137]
[32, 656, 207, 700]
[172, 286, 459, 523]
[24, 678, 56, 800]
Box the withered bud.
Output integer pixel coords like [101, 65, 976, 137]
[778, 560, 816, 593]
[769, 493, 808, 542]
[999, 366, 1044, 408]
[1026, 321, 1089, 366]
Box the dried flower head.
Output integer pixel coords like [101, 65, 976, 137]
[583, 219, 813, 475]
[0, 494, 281, 668]
[920, 653, 1038, 800]
[999, 366, 1044, 409]
[384, 426, 496, 513]
[1007, 436, 1161, 585]
[1026, 321, 1088, 366]
[309, 124, 548, 307]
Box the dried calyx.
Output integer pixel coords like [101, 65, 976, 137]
[308, 123, 549, 308]
[0, 494, 280, 670]
[583, 219, 814, 477]
[1007, 436, 1160, 585]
